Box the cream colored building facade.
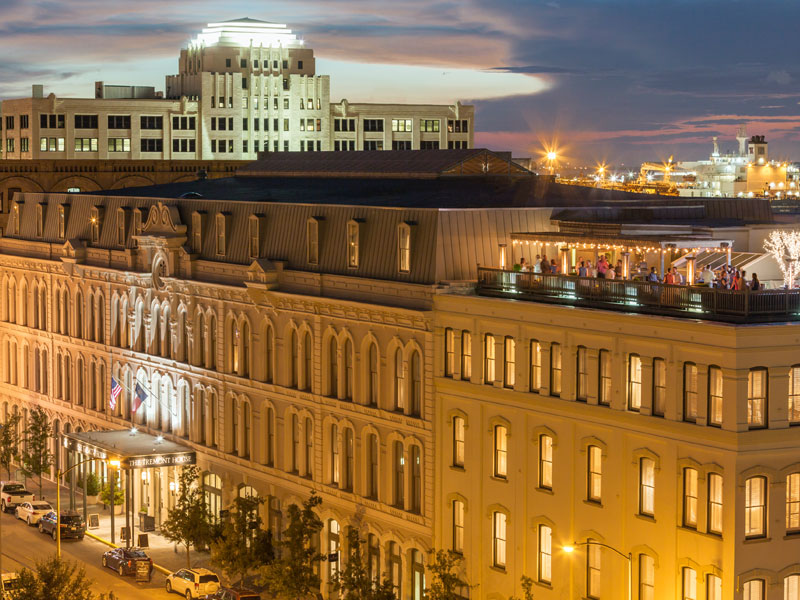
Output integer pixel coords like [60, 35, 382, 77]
[0, 19, 474, 161]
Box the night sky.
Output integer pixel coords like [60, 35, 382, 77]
[2, 0, 800, 164]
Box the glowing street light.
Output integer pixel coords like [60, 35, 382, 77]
[547, 151, 557, 162]
[563, 541, 632, 600]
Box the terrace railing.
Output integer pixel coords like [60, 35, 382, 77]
[477, 267, 800, 323]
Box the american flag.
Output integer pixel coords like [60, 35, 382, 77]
[110, 377, 122, 411]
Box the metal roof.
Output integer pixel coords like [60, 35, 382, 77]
[64, 430, 196, 469]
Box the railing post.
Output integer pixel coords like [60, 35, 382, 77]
[744, 287, 749, 317]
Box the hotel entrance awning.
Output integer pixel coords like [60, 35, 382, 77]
[63, 429, 196, 469]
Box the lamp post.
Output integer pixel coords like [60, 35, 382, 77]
[56, 456, 120, 559]
[563, 541, 632, 600]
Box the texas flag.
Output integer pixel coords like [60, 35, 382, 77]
[132, 382, 148, 414]
[110, 377, 122, 411]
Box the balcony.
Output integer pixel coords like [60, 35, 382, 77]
[477, 267, 800, 324]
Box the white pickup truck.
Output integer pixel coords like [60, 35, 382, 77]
[0, 482, 34, 512]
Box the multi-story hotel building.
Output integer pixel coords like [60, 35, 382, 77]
[0, 19, 474, 162]
[1, 149, 799, 599]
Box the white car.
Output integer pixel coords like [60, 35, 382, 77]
[165, 568, 220, 599]
[14, 501, 53, 525]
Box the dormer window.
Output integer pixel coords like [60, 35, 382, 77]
[347, 220, 360, 269]
[36, 203, 44, 238]
[216, 212, 228, 256]
[307, 217, 319, 265]
[11, 202, 19, 236]
[191, 211, 205, 254]
[249, 214, 264, 259]
[116, 207, 127, 246]
[398, 222, 411, 273]
[90, 206, 104, 244]
[57, 204, 69, 240]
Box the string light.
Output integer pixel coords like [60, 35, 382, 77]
[764, 230, 800, 288]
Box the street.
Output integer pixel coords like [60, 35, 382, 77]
[0, 509, 172, 599]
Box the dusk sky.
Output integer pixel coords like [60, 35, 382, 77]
[2, 0, 800, 164]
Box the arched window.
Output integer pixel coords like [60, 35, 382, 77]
[76, 357, 85, 406]
[119, 297, 128, 348]
[291, 414, 300, 473]
[60, 289, 68, 336]
[264, 324, 274, 383]
[111, 296, 119, 346]
[344, 427, 354, 491]
[328, 337, 338, 398]
[231, 319, 240, 374]
[209, 390, 218, 448]
[290, 329, 298, 388]
[74, 290, 83, 338]
[265, 406, 275, 466]
[32, 283, 39, 330]
[394, 348, 405, 411]
[367, 343, 378, 407]
[242, 401, 251, 459]
[195, 311, 206, 366]
[38, 285, 46, 331]
[304, 417, 313, 478]
[303, 331, 312, 391]
[242, 321, 250, 377]
[410, 350, 421, 416]
[208, 314, 217, 369]
[344, 339, 353, 401]
[40, 349, 48, 396]
[367, 433, 379, 499]
[330, 424, 340, 486]
[393, 440, 404, 508]
[161, 305, 170, 358]
[150, 302, 160, 356]
[411, 445, 421, 513]
[86, 292, 95, 342]
[177, 310, 186, 362]
[7, 280, 15, 324]
[18, 279, 28, 327]
[230, 396, 239, 455]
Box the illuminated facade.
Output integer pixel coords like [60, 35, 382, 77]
[0, 19, 474, 161]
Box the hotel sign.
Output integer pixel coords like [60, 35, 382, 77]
[126, 452, 196, 468]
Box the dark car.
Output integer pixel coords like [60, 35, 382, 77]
[203, 588, 261, 600]
[38, 510, 85, 540]
[101, 547, 153, 578]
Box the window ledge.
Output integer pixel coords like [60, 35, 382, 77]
[783, 532, 800, 540]
[489, 566, 507, 574]
[743, 536, 770, 544]
[584, 499, 603, 508]
[490, 476, 509, 484]
[534, 580, 552, 590]
[635, 513, 655, 523]
[449, 465, 465, 473]
[536, 487, 554, 495]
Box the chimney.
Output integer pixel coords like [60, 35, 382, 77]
[32, 85, 44, 99]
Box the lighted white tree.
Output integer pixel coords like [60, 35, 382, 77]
[764, 230, 800, 288]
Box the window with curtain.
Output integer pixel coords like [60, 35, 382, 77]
[344, 427, 354, 491]
[628, 354, 642, 410]
[411, 445, 421, 513]
[576, 346, 588, 401]
[652, 358, 666, 416]
[598, 349, 612, 405]
[394, 441, 404, 508]
[530, 340, 541, 391]
[452, 416, 465, 468]
[484, 334, 495, 385]
[291, 414, 300, 473]
[708, 473, 723, 535]
[683, 467, 698, 528]
[788, 473, 800, 533]
[682, 567, 696, 600]
[639, 457, 655, 516]
[452, 500, 464, 554]
[493, 512, 507, 569]
[410, 351, 421, 417]
[331, 424, 339, 486]
[538, 525, 552, 584]
[344, 339, 354, 401]
[303, 332, 312, 391]
[394, 348, 405, 411]
[784, 574, 800, 600]
[587, 542, 601, 599]
[639, 554, 654, 600]
[743, 580, 764, 600]
[539, 434, 553, 490]
[367, 433, 378, 499]
[790, 366, 800, 424]
[368, 343, 378, 407]
[683, 363, 698, 422]
[708, 366, 723, 426]
[444, 328, 454, 378]
[588, 445, 602, 503]
[706, 575, 722, 600]
[747, 368, 767, 428]
[494, 425, 508, 479]
[745, 476, 766, 538]
[328, 337, 338, 398]
[504, 336, 515, 388]
[461, 331, 472, 381]
[550, 342, 562, 396]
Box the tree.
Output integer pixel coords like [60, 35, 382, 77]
[160, 465, 213, 568]
[509, 575, 535, 600]
[424, 550, 470, 600]
[21, 406, 53, 498]
[210, 493, 272, 586]
[13, 555, 95, 600]
[765, 229, 800, 287]
[331, 526, 396, 600]
[0, 411, 21, 479]
[259, 493, 325, 599]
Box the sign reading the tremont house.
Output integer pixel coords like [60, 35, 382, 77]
[126, 452, 196, 468]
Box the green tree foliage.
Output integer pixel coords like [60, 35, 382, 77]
[21, 406, 53, 498]
[509, 575, 535, 600]
[13, 555, 95, 600]
[332, 526, 396, 600]
[99, 471, 124, 506]
[424, 550, 470, 600]
[160, 465, 213, 568]
[0, 411, 21, 479]
[259, 493, 325, 599]
[210, 494, 272, 586]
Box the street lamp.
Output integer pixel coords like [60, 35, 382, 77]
[563, 541, 632, 600]
[56, 456, 120, 559]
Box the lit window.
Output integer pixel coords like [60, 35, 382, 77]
[484, 334, 495, 385]
[89, 206, 102, 244]
[708, 366, 723, 426]
[639, 457, 655, 516]
[628, 354, 642, 410]
[346, 220, 359, 268]
[452, 416, 465, 468]
[461, 331, 472, 381]
[444, 328, 454, 378]
[550, 342, 562, 396]
[745, 476, 767, 538]
[588, 445, 602, 503]
[748, 368, 768, 428]
[743, 580, 764, 600]
[785, 574, 800, 600]
[492, 512, 507, 568]
[331, 424, 340, 485]
[410, 445, 421, 513]
[538, 525, 552, 583]
[530, 340, 541, 391]
[706, 574, 721, 600]
[587, 542, 601, 598]
[576, 346, 588, 401]
[639, 554, 654, 600]
[307, 218, 319, 265]
[504, 336, 515, 388]
[394, 441, 404, 508]
[494, 425, 507, 478]
[398, 223, 411, 272]
[683, 467, 698, 528]
[598, 349, 611, 405]
[682, 567, 697, 600]
[788, 473, 800, 533]
[708, 473, 723, 535]
[366, 433, 378, 498]
[683, 363, 698, 422]
[452, 500, 464, 553]
[539, 434, 553, 490]
[652, 358, 666, 416]
[790, 366, 800, 424]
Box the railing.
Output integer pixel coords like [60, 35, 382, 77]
[477, 268, 800, 323]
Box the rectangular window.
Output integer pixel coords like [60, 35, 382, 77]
[682, 567, 697, 600]
[140, 116, 163, 129]
[744, 580, 764, 600]
[708, 366, 723, 426]
[587, 446, 602, 502]
[398, 224, 410, 272]
[504, 337, 515, 388]
[420, 140, 440, 150]
[452, 416, 465, 468]
[108, 138, 131, 152]
[576, 346, 588, 401]
[748, 368, 767, 428]
[587, 542, 601, 599]
[391, 118, 412, 132]
[444, 328, 455, 378]
[484, 334, 495, 385]
[639, 554, 654, 600]
[550, 342, 562, 396]
[248, 217, 260, 258]
[364, 140, 383, 151]
[452, 500, 464, 553]
[6, 139, 13, 153]
[683, 467, 698, 528]
[493, 512, 506, 568]
[539, 434, 553, 490]
[538, 525, 552, 584]
[683, 363, 698, 422]
[74, 138, 98, 152]
[107, 115, 131, 129]
[629, 354, 642, 410]
[790, 366, 800, 424]
[598, 349, 612, 405]
[708, 472, 723, 535]
[20, 115, 28, 129]
[140, 139, 163, 152]
[706, 575, 722, 600]
[530, 341, 541, 391]
[788, 473, 800, 532]
[346, 220, 359, 268]
[191, 212, 203, 253]
[20, 138, 28, 153]
[461, 332, 472, 381]
[652, 358, 666, 416]
[5, 116, 13, 129]
[392, 140, 412, 150]
[785, 575, 800, 600]
[639, 457, 655, 516]
[363, 119, 384, 132]
[307, 219, 319, 265]
[494, 425, 507, 478]
[74, 114, 98, 128]
[745, 476, 766, 538]
[420, 119, 440, 132]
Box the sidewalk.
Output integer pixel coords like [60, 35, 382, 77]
[25, 474, 213, 576]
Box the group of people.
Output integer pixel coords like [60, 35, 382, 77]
[514, 254, 762, 290]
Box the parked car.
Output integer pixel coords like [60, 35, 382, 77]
[14, 501, 52, 525]
[0, 482, 33, 512]
[102, 547, 152, 578]
[38, 510, 85, 540]
[165, 568, 221, 599]
[0, 572, 20, 599]
[203, 588, 260, 600]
